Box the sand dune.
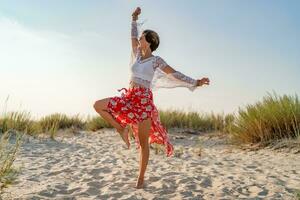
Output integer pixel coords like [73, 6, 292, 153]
[1, 128, 299, 199]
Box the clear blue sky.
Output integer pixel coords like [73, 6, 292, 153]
[0, 0, 299, 118]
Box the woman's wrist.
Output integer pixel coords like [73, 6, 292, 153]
[196, 80, 203, 87]
[132, 14, 138, 21]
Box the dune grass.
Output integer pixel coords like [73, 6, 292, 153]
[0, 110, 27, 189]
[229, 91, 300, 145]
[0, 111, 37, 136]
[0, 91, 298, 145]
[85, 115, 112, 131]
[0, 131, 23, 190]
[159, 108, 235, 133]
[38, 113, 85, 132]
[37, 113, 85, 139]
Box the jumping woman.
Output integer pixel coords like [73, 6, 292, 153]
[93, 7, 210, 189]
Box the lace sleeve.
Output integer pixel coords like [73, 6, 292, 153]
[151, 56, 198, 92]
[171, 71, 198, 86]
[153, 56, 168, 70]
[131, 21, 138, 39]
[130, 21, 142, 66]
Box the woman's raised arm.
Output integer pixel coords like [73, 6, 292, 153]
[131, 7, 141, 56]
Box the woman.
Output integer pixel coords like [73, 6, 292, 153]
[93, 7, 210, 189]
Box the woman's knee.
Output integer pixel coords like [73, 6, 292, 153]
[93, 98, 110, 111]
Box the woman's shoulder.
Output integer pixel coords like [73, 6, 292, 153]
[153, 55, 168, 69]
[154, 55, 167, 62]
[153, 55, 163, 60]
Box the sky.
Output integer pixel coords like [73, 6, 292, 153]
[0, 0, 299, 119]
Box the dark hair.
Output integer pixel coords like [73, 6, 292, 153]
[142, 29, 160, 52]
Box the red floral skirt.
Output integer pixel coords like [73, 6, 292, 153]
[106, 86, 174, 157]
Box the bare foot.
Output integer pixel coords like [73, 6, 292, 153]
[135, 177, 145, 189]
[119, 125, 130, 149]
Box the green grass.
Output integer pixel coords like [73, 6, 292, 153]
[38, 113, 85, 133]
[85, 115, 112, 131]
[0, 91, 299, 146]
[229, 91, 300, 145]
[159, 108, 234, 132]
[0, 131, 23, 190]
[0, 111, 37, 135]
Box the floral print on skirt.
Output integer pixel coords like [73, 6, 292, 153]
[106, 86, 174, 157]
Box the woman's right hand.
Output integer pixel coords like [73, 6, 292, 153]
[196, 77, 210, 87]
[132, 7, 141, 21]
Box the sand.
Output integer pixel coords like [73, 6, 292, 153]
[1, 128, 299, 200]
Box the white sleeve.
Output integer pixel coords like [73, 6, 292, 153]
[131, 21, 138, 39]
[130, 21, 142, 66]
[151, 56, 198, 91]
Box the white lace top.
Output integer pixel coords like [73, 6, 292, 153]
[130, 49, 168, 87]
[130, 20, 199, 92]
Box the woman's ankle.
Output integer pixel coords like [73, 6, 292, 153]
[117, 125, 127, 134]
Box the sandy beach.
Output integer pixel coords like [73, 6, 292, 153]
[1, 129, 299, 200]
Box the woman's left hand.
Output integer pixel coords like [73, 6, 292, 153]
[196, 77, 210, 86]
[132, 7, 141, 21]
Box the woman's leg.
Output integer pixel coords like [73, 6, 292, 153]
[136, 117, 152, 189]
[93, 98, 130, 148]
